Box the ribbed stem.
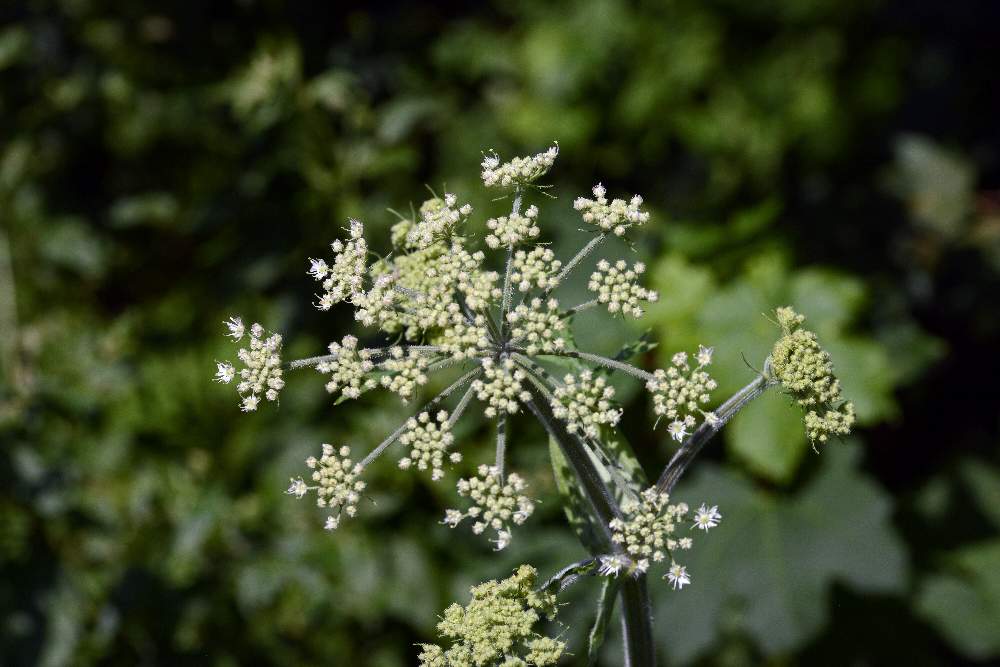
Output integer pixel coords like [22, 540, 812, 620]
[620, 576, 656, 667]
[549, 232, 608, 293]
[540, 350, 656, 383]
[495, 416, 508, 481]
[655, 370, 775, 494]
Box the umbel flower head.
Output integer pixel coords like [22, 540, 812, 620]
[603, 487, 719, 586]
[418, 565, 565, 667]
[770, 307, 856, 444]
[216, 144, 720, 557]
[216, 317, 284, 412]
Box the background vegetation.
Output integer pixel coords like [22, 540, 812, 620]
[2, 1, 999, 664]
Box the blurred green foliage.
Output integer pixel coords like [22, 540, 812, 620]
[2, 0, 999, 665]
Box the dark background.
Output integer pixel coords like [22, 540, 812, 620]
[2, 1, 999, 665]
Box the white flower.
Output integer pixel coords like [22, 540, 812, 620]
[307, 258, 329, 279]
[214, 362, 235, 384]
[324, 515, 340, 531]
[492, 529, 512, 551]
[598, 554, 628, 577]
[286, 477, 309, 498]
[665, 563, 690, 590]
[667, 420, 688, 442]
[574, 184, 649, 236]
[588, 259, 657, 318]
[692, 504, 721, 531]
[241, 394, 260, 412]
[481, 144, 559, 188]
[445, 465, 534, 548]
[696, 345, 714, 366]
[223, 316, 245, 341]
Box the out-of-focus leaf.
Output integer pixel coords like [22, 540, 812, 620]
[891, 134, 975, 237]
[656, 442, 907, 661]
[917, 540, 1000, 660]
[960, 460, 1000, 530]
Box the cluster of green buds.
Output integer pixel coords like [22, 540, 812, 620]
[417, 565, 564, 667]
[769, 307, 856, 445]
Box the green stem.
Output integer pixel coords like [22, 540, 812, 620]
[620, 576, 656, 667]
[655, 370, 775, 494]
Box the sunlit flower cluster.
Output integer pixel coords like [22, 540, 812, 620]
[770, 306, 856, 444]
[573, 184, 650, 236]
[510, 247, 561, 292]
[588, 259, 659, 317]
[418, 565, 564, 666]
[217, 317, 284, 412]
[481, 144, 559, 189]
[406, 193, 473, 249]
[606, 487, 718, 587]
[507, 298, 566, 355]
[399, 411, 461, 481]
[311, 219, 367, 310]
[286, 444, 366, 531]
[444, 465, 534, 550]
[647, 346, 718, 441]
[551, 370, 621, 439]
[379, 346, 430, 401]
[486, 205, 540, 249]
[316, 335, 376, 401]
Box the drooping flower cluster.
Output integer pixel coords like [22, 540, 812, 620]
[573, 184, 650, 236]
[417, 565, 564, 667]
[606, 487, 719, 587]
[485, 205, 540, 249]
[481, 144, 559, 189]
[770, 307, 856, 444]
[444, 465, 534, 550]
[647, 346, 718, 441]
[551, 370, 621, 439]
[398, 411, 461, 481]
[286, 444, 366, 531]
[216, 317, 284, 412]
[588, 259, 659, 318]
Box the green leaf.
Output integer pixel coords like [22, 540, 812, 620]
[588, 577, 621, 666]
[959, 460, 1000, 531]
[655, 442, 907, 661]
[727, 389, 810, 483]
[917, 540, 1000, 660]
[548, 436, 605, 554]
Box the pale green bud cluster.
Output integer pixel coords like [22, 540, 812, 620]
[310, 219, 367, 310]
[770, 307, 856, 444]
[444, 465, 534, 550]
[510, 247, 561, 292]
[417, 565, 564, 667]
[399, 410, 461, 481]
[441, 315, 493, 360]
[507, 298, 566, 355]
[316, 335, 376, 401]
[485, 205, 540, 249]
[551, 370, 621, 439]
[646, 346, 717, 441]
[481, 144, 559, 189]
[588, 259, 659, 317]
[472, 358, 531, 418]
[287, 444, 366, 531]
[217, 317, 284, 412]
[407, 193, 473, 249]
[379, 346, 430, 401]
[573, 184, 650, 236]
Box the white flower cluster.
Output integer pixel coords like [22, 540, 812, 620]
[443, 465, 534, 550]
[287, 444, 366, 531]
[472, 358, 531, 418]
[316, 335, 376, 401]
[311, 219, 367, 310]
[440, 316, 492, 360]
[573, 184, 650, 236]
[379, 347, 430, 401]
[398, 411, 461, 481]
[510, 247, 561, 292]
[608, 487, 695, 582]
[507, 298, 566, 355]
[481, 144, 559, 188]
[551, 370, 621, 439]
[485, 205, 540, 249]
[647, 346, 718, 442]
[588, 259, 659, 318]
[216, 317, 284, 412]
[353, 273, 397, 328]
[406, 194, 473, 250]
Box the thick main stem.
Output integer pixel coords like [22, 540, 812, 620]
[620, 576, 656, 667]
[655, 371, 774, 495]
